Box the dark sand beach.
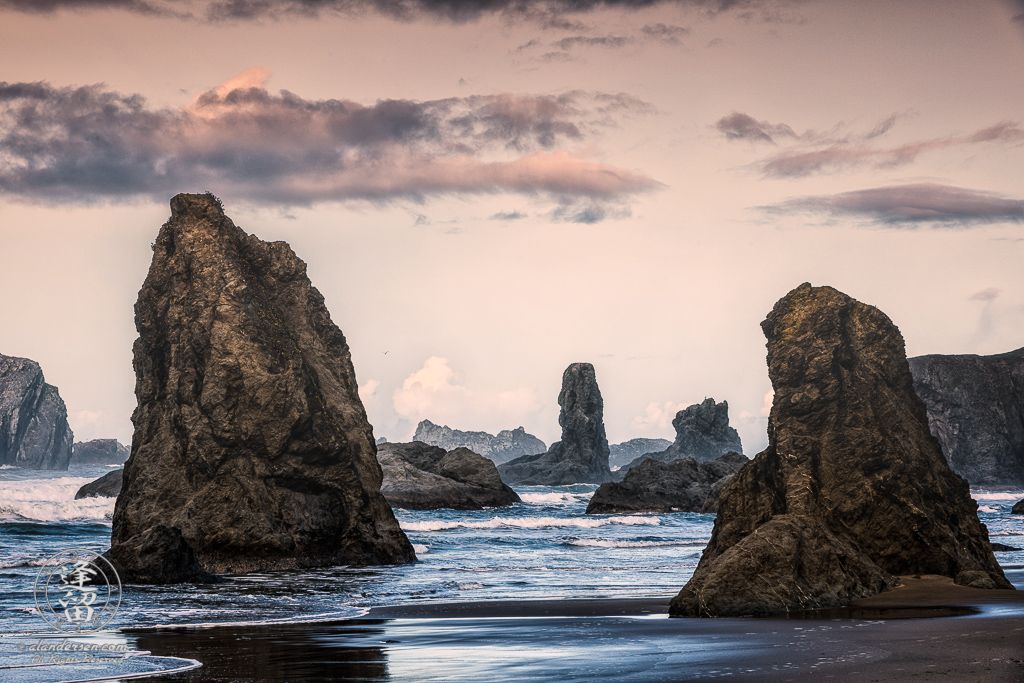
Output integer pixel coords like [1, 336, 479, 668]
[130, 571, 1024, 683]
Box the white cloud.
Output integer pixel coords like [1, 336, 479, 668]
[358, 379, 381, 407]
[392, 357, 541, 435]
[630, 400, 689, 433]
[761, 390, 774, 417]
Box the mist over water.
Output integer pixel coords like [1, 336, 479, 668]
[1, 467, 1022, 635]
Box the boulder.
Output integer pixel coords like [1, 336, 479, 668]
[670, 283, 1011, 618]
[378, 441, 521, 510]
[586, 451, 747, 514]
[908, 347, 1024, 487]
[498, 363, 612, 485]
[109, 193, 415, 583]
[71, 439, 129, 465]
[1012, 499, 1024, 515]
[618, 399, 742, 475]
[0, 354, 73, 470]
[608, 438, 672, 469]
[414, 420, 546, 465]
[75, 469, 123, 499]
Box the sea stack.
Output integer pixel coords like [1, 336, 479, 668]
[0, 353, 73, 470]
[499, 363, 612, 485]
[670, 283, 1011, 618]
[71, 439, 129, 465]
[413, 420, 547, 465]
[109, 193, 415, 583]
[617, 398, 742, 475]
[908, 347, 1024, 487]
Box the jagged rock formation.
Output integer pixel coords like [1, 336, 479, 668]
[414, 420, 546, 465]
[109, 193, 415, 583]
[608, 438, 672, 468]
[670, 283, 1011, 618]
[1012, 499, 1024, 515]
[498, 363, 612, 485]
[0, 354, 73, 470]
[619, 400, 742, 476]
[586, 451, 747, 514]
[378, 441, 521, 510]
[75, 469, 123, 499]
[908, 347, 1024, 487]
[71, 439, 129, 465]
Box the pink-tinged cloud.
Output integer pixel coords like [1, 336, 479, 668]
[0, 71, 660, 214]
[715, 111, 796, 143]
[968, 287, 1001, 302]
[763, 183, 1024, 226]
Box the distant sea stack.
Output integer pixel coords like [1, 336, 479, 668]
[608, 438, 672, 469]
[75, 469, 123, 499]
[499, 363, 612, 485]
[908, 347, 1024, 487]
[670, 283, 1011, 618]
[587, 451, 747, 515]
[414, 420, 546, 465]
[0, 353, 73, 470]
[618, 399, 742, 475]
[378, 441, 521, 510]
[71, 439, 129, 465]
[109, 193, 415, 583]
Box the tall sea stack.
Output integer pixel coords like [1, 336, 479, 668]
[670, 283, 1010, 617]
[109, 193, 415, 582]
[0, 354, 73, 470]
[498, 362, 612, 485]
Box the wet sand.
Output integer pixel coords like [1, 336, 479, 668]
[130, 573, 1024, 682]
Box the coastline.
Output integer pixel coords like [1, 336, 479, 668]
[126, 575, 1024, 682]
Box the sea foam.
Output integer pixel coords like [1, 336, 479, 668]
[400, 515, 660, 532]
[0, 477, 115, 523]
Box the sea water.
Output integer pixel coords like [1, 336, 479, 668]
[1, 465, 1022, 634]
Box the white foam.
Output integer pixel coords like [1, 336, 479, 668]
[400, 515, 660, 532]
[972, 491, 1024, 501]
[566, 539, 703, 549]
[0, 477, 116, 522]
[457, 582, 485, 590]
[122, 609, 369, 631]
[413, 544, 430, 554]
[978, 505, 998, 513]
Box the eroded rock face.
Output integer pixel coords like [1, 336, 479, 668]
[75, 469, 123, 499]
[71, 439, 129, 465]
[0, 354, 74, 470]
[619, 399, 742, 475]
[498, 363, 612, 485]
[109, 193, 415, 582]
[670, 283, 1011, 618]
[608, 438, 672, 469]
[908, 348, 1024, 487]
[586, 451, 747, 515]
[378, 441, 521, 510]
[1012, 499, 1024, 515]
[413, 420, 547, 465]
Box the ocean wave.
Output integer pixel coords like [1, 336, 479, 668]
[972, 491, 1024, 501]
[401, 515, 660, 532]
[413, 544, 430, 554]
[519, 492, 592, 504]
[565, 539, 704, 549]
[978, 505, 998, 513]
[121, 609, 369, 631]
[0, 477, 116, 523]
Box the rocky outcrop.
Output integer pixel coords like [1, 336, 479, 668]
[908, 347, 1024, 487]
[608, 438, 672, 468]
[414, 420, 546, 465]
[378, 441, 521, 510]
[75, 469, 123, 499]
[619, 399, 742, 475]
[1012, 499, 1024, 515]
[670, 283, 1011, 618]
[0, 354, 74, 470]
[498, 363, 612, 485]
[107, 525, 219, 584]
[109, 193, 415, 583]
[71, 439, 129, 465]
[586, 451, 747, 514]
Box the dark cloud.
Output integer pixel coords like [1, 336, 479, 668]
[0, 0, 785, 22]
[640, 22, 689, 43]
[489, 210, 527, 219]
[0, 72, 661, 212]
[763, 184, 1024, 226]
[969, 287, 1001, 301]
[715, 111, 795, 143]
[554, 34, 631, 50]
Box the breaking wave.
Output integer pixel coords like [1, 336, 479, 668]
[401, 515, 660, 532]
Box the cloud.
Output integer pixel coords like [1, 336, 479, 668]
[0, 71, 661, 213]
[969, 287, 1001, 302]
[630, 400, 689, 432]
[358, 379, 381, 406]
[489, 210, 527, 220]
[716, 111, 796, 143]
[640, 23, 690, 43]
[763, 183, 1024, 226]
[554, 35, 631, 50]
[392, 357, 541, 432]
[0, 0, 787, 23]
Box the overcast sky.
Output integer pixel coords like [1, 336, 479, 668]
[2, 0, 1023, 453]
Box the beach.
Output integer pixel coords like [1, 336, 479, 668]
[121, 573, 1024, 683]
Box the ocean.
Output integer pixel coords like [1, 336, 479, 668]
[1, 464, 1022, 673]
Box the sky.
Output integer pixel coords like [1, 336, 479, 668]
[1, 0, 1023, 454]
